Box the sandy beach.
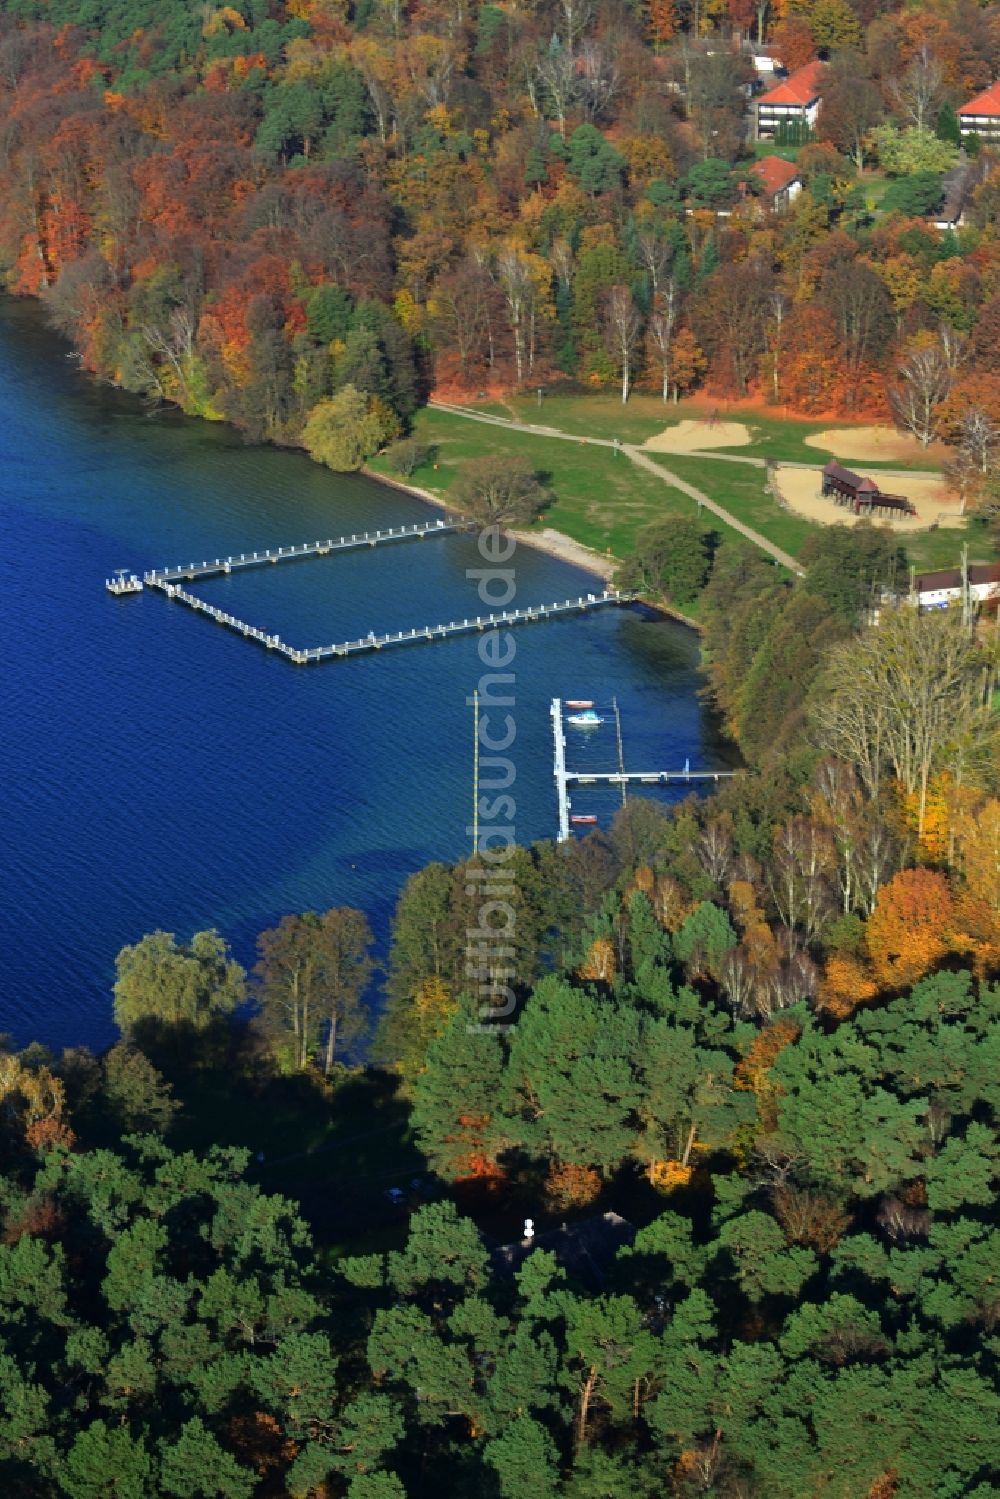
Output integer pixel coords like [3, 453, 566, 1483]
[368, 468, 616, 580]
[803, 425, 946, 465]
[773, 465, 964, 531]
[508, 526, 616, 579]
[643, 419, 752, 454]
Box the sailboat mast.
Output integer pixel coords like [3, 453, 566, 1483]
[613, 695, 627, 808]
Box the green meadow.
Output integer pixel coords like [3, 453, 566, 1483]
[368, 401, 978, 586]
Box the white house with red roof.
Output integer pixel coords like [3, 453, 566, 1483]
[750, 155, 803, 210]
[913, 562, 1000, 611]
[755, 60, 825, 142]
[959, 81, 1000, 142]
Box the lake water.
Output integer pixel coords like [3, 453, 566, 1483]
[0, 295, 735, 1052]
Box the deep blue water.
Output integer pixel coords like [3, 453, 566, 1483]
[0, 296, 735, 1052]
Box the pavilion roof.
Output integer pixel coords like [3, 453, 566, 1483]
[823, 459, 864, 487]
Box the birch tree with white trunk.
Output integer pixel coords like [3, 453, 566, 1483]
[604, 284, 642, 404]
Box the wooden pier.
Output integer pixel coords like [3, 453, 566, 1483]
[126, 519, 638, 665]
[551, 697, 736, 841]
[152, 586, 635, 665]
[143, 517, 463, 586]
[567, 770, 736, 784]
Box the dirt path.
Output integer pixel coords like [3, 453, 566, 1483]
[624, 446, 804, 575]
[431, 400, 617, 448]
[430, 401, 805, 576]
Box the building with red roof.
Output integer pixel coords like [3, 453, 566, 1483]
[914, 562, 1000, 611]
[959, 81, 1000, 142]
[755, 59, 825, 141]
[750, 154, 803, 210]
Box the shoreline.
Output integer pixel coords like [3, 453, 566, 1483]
[368, 469, 703, 630]
[638, 595, 704, 632]
[1, 294, 700, 627]
[366, 468, 613, 581]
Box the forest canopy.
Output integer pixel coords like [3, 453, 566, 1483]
[0, 0, 997, 471]
[1, 1, 999, 1493]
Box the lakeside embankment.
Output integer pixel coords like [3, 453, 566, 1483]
[1, 290, 735, 1050]
[367, 469, 614, 578]
[14, 290, 699, 629]
[369, 469, 703, 629]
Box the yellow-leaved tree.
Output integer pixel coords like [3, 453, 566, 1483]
[865, 868, 955, 989]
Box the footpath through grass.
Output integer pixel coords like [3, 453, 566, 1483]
[649, 453, 818, 557]
[461, 392, 946, 471]
[369, 401, 977, 586]
[371, 406, 699, 559]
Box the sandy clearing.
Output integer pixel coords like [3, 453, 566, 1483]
[642, 419, 752, 454]
[370, 472, 616, 580]
[803, 425, 941, 465]
[509, 526, 616, 579]
[773, 466, 965, 531]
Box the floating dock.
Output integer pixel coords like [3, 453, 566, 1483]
[118, 520, 639, 665]
[550, 698, 737, 840]
[152, 584, 635, 665]
[552, 697, 571, 842]
[106, 570, 143, 595]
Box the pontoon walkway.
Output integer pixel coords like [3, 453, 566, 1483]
[152, 585, 637, 664]
[143, 518, 464, 585]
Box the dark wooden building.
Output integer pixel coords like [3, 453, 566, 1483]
[821, 460, 917, 518]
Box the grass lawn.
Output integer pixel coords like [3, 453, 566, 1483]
[743, 419, 947, 470]
[651, 453, 820, 557]
[751, 142, 800, 162]
[372, 405, 977, 591]
[662, 453, 977, 574]
[902, 527, 987, 574]
[859, 173, 892, 210]
[437, 391, 945, 472]
[372, 406, 698, 559]
[718, 414, 945, 471]
[462, 389, 674, 446]
[665, 446, 977, 569]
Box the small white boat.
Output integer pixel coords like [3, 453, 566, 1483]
[106, 570, 143, 595]
[567, 708, 602, 727]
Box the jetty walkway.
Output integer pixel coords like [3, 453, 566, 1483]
[154, 583, 636, 665]
[550, 697, 737, 840]
[143, 517, 462, 586]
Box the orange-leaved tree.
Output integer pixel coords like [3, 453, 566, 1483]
[577, 936, 616, 984]
[818, 954, 879, 1020]
[953, 797, 1000, 912]
[734, 1014, 802, 1128]
[865, 868, 954, 990]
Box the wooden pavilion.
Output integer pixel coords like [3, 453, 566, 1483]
[821, 460, 917, 518]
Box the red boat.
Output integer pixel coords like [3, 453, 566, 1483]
[571, 815, 598, 825]
[565, 699, 594, 709]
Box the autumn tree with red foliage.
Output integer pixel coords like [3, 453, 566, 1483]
[769, 20, 817, 73]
